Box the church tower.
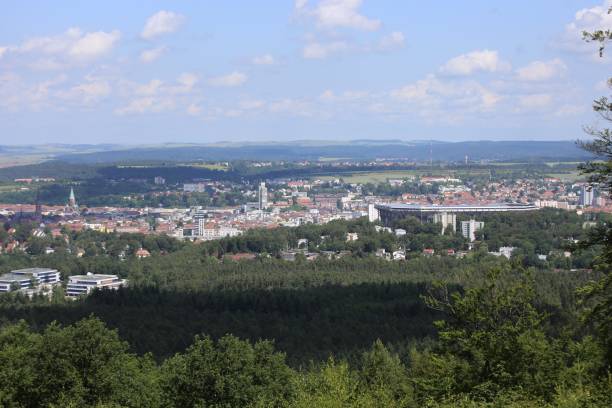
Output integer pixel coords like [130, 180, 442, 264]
[68, 187, 78, 212]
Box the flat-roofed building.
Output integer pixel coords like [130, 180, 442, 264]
[12, 267, 60, 284]
[0, 273, 34, 292]
[66, 273, 126, 297]
[375, 203, 538, 227]
[0, 267, 61, 293]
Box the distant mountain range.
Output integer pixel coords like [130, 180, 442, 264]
[0, 140, 592, 165]
[52, 140, 591, 163]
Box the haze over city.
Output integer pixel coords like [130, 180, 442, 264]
[1, 0, 611, 144]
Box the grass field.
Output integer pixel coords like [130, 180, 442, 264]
[185, 163, 229, 170]
[317, 171, 418, 183]
[0, 183, 24, 193]
[545, 171, 584, 182]
[0, 155, 50, 168]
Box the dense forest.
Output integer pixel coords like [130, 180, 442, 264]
[0, 266, 610, 407]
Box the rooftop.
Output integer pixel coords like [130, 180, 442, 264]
[11, 267, 58, 274]
[69, 273, 120, 281]
[0, 273, 32, 281]
[375, 203, 538, 212]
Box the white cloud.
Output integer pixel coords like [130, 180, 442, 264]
[115, 97, 175, 115]
[252, 54, 275, 65]
[140, 46, 167, 63]
[391, 74, 501, 114]
[58, 78, 111, 104]
[0, 74, 67, 111]
[295, 0, 309, 10]
[391, 75, 439, 101]
[135, 79, 164, 96]
[1, 28, 120, 67]
[516, 59, 567, 81]
[562, 1, 612, 53]
[379, 31, 405, 50]
[0, 47, 7, 59]
[519, 93, 552, 109]
[301, 0, 381, 31]
[141, 11, 185, 39]
[68, 30, 120, 60]
[207, 71, 247, 87]
[177, 73, 198, 88]
[303, 41, 348, 58]
[319, 89, 369, 102]
[17, 27, 83, 54]
[440, 50, 510, 76]
[116, 74, 200, 115]
[173, 72, 199, 93]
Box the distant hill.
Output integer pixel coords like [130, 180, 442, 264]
[52, 140, 591, 164]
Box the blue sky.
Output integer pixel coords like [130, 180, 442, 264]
[0, 0, 610, 144]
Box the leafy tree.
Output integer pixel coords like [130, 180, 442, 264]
[359, 340, 413, 404]
[421, 268, 563, 401]
[160, 335, 294, 408]
[578, 5, 612, 368]
[0, 317, 160, 407]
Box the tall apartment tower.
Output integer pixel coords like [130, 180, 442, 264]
[580, 185, 595, 207]
[461, 219, 484, 242]
[367, 203, 379, 222]
[433, 212, 456, 234]
[258, 182, 268, 210]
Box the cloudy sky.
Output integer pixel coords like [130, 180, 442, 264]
[0, 0, 611, 144]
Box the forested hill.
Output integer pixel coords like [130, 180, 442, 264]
[53, 140, 592, 163]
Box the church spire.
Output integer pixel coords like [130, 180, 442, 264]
[68, 187, 77, 209]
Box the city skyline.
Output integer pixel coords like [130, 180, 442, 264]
[0, 0, 611, 144]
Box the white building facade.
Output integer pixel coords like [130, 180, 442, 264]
[66, 273, 127, 297]
[461, 220, 484, 242]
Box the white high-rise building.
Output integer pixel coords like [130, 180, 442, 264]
[368, 204, 379, 222]
[258, 182, 268, 210]
[580, 185, 595, 207]
[433, 212, 456, 234]
[461, 220, 484, 242]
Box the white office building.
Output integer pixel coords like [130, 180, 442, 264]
[0, 267, 61, 293]
[66, 273, 127, 297]
[461, 220, 485, 242]
[0, 273, 35, 292]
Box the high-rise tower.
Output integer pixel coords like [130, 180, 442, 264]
[258, 182, 268, 210]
